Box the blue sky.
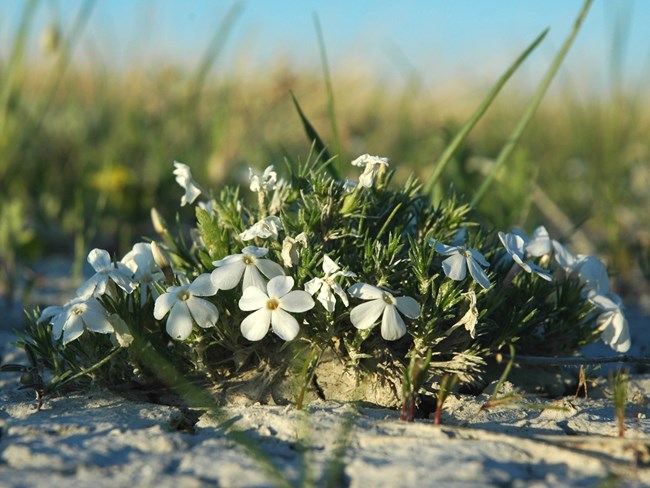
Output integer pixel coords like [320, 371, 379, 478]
[3, 0, 649, 92]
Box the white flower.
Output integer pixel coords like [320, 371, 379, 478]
[588, 291, 630, 353]
[526, 226, 578, 269]
[249, 165, 277, 193]
[121, 243, 165, 303]
[40, 296, 114, 345]
[350, 154, 389, 188]
[173, 161, 202, 206]
[197, 199, 217, 216]
[305, 255, 357, 312]
[348, 283, 420, 341]
[432, 240, 491, 289]
[77, 248, 135, 299]
[154, 274, 219, 340]
[211, 246, 284, 291]
[574, 255, 609, 295]
[238, 276, 314, 341]
[498, 231, 552, 281]
[281, 232, 308, 268]
[239, 216, 283, 241]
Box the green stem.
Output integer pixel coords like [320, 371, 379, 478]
[51, 346, 122, 391]
[471, 0, 593, 207]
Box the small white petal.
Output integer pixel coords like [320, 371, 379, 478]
[350, 299, 386, 330]
[62, 315, 84, 344]
[239, 286, 270, 311]
[317, 285, 336, 313]
[154, 291, 178, 320]
[243, 265, 268, 291]
[469, 248, 490, 267]
[187, 296, 219, 328]
[241, 308, 272, 341]
[270, 308, 300, 341]
[331, 282, 349, 308]
[190, 273, 219, 296]
[348, 283, 384, 300]
[552, 240, 577, 270]
[280, 290, 315, 313]
[88, 248, 112, 271]
[322, 254, 340, 275]
[381, 305, 407, 340]
[304, 277, 323, 296]
[395, 296, 420, 318]
[434, 242, 457, 255]
[442, 254, 467, 281]
[166, 302, 194, 340]
[467, 257, 491, 289]
[76, 274, 105, 299]
[242, 246, 269, 258]
[255, 258, 285, 280]
[211, 261, 246, 290]
[526, 226, 552, 257]
[267, 275, 293, 298]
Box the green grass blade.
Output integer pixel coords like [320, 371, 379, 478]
[290, 91, 339, 179]
[423, 27, 549, 195]
[313, 14, 342, 173]
[471, 0, 593, 208]
[188, 0, 244, 103]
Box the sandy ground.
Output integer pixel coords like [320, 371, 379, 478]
[1, 331, 650, 488]
[1, 259, 650, 487]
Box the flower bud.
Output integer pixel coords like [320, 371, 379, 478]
[151, 241, 174, 285]
[150, 207, 168, 238]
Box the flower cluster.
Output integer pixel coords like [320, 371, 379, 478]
[29, 153, 628, 400]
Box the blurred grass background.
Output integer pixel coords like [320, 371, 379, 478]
[1, 0, 649, 304]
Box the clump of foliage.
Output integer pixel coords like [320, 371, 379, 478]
[10, 148, 627, 406]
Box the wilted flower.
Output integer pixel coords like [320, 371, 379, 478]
[173, 161, 202, 206]
[588, 291, 630, 353]
[348, 283, 420, 340]
[305, 254, 356, 312]
[238, 276, 314, 341]
[249, 165, 277, 193]
[211, 246, 284, 291]
[498, 231, 552, 281]
[239, 216, 283, 241]
[451, 291, 479, 339]
[154, 274, 219, 340]
[281, 232, 308, 268]
[40, 296, 114, 345]
[77, 248, 135, 299]
[351, 154, 389, 188]
[121, 242, 165, 303]
[432, 240, 491, 289]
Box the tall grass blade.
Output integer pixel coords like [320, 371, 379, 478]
[471, 0, 593, 208]
[313, 14, 342, 173]
[188, 0, 244, 103]
[422, 28, 548, 195]
[0, 0, 38, 141]
[290, 91, 339, 179]
[30, 0, 98, 137]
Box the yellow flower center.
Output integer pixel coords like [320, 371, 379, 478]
[266, 298, 280, 310]
[178, 291, 190, 301]
[243, 255, 256, 265]
[71, 306, 84, 316]
[382, 293, 395, 305]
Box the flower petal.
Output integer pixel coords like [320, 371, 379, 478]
[88, 248, 112, 271]
[239, 286, 269, 311]
[467, 257, 491, 289]
[166, 302, 194, 340]
[280, 290, 315, 313]
[350, 299, 385, 330]
[526, 226, 552, 257]
[442, 254, 466, 281]
[304, 277, 322, 296]
[190, 273, 219, 296]
[434, 241, 457, 255]
[243, 265, 268, 291]
[267, 275, 294, 298]
[76, 274, 105, 299]
[331, 282, 349, 308]
[211, 260, 245, 290]
[255, 258, 285, 280]
[348, 283, 384, 300]
[317, 285, 336, 313]
[270, 308, 300, 341]
[242, 246, 268, 258]
[381, 305, 407, 340]
[187, 296, 219, 328]
[469, 248, 490, 267]
[322, 254, 340, 275]
[241, 308, 271, 341]
[62, 315, 84, 344]
[395, 296, 420, 318]
[154, 291, 177, 320]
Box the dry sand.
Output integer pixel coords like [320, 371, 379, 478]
[2, 331, 650, 487]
